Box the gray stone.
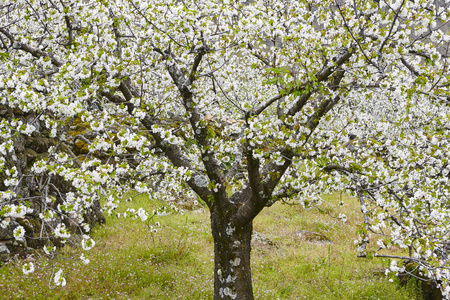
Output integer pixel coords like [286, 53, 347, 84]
[251, 231, 277, 249]
[0, 220, 19, 240]
[297, 230, 332, 245]
[0, 243, 9, 254]
[0, 242, 11, 262]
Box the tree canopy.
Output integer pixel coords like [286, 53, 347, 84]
[1, 0, 450, 298]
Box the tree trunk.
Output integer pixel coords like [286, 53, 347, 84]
[211, 211, 254, 300]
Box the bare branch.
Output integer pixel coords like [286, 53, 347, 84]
[400, 57, 420, 77]
[378, 0, 405, 56]
[63, 15, 74, 46]
[3, 31, 64, 67]
[250, 93, 285, 116]
[189, 45, 208, 84]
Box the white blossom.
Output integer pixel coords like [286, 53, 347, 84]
[80, 253, 90, 265]
[22, 262, 35, 275]
[54, 224, 71, 239]
[54, 269, 66, 287]
[13, 226, 25, 241]
[81, 235, 95, 251]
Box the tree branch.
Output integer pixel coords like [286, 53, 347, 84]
[244, 141, 264, 203]
[101, 87, 214, 204]
[400, 57, 420, 77]
[63, 15, 74, 47]
[0, 27, 64, 67]
[233, 153, 292, 226]
[287, 46, 354, 117]
[378, 0, 405, 56]
[165, 58, 228, 204]
[189, 45, 207, 84]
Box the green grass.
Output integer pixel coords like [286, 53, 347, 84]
[0, 193, 422, 299]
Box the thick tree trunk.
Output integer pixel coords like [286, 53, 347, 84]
[211, 211, 254, 300]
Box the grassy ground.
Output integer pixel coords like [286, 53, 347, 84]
[0, 193, 421, 299]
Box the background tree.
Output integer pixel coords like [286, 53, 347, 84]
[1, 0, 450, 299]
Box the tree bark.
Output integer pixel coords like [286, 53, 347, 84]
[211, 210, 254, 300]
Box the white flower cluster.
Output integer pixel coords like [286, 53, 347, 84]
[44, 245, 56, 256]
[80, 253, 90, 265]
[122, 207, 149, 222]
[54, 224, 71, 239]
[2, 204, 33, 219]
[81, 235, 96, 251]
[22, 262, 35, 275]
[13, 226, 25, 241]
[54, 269, 66, 287]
